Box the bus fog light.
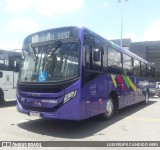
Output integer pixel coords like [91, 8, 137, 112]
[21, 97, 25, 102]
[64, 90, 77, 103]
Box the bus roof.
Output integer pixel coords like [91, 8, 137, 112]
[0, 49, 21, 56]
[23, 26, 154, 67]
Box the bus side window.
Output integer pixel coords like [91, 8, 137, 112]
[8, 55, 14, 71]
[0, 59, 5, 70]
[85, 45, 92, 70]
[123, 53, 133, 76]
[151, 67, 155, 77]
[134, 59, 140, 77]
[92, 47, 102, 71]
[140, 62, 146, 77]
[103, 48, 108, 72]
[14, 58, 21, 72]
[84, 44, 103, 84]
[146, 64, 151, 78]
[108, 47, 122, 74]
[0, 72, 2, 78]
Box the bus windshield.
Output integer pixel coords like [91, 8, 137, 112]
[19, 42, 79, 82]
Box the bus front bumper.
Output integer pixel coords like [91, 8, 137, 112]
[16, 98, 81, 121]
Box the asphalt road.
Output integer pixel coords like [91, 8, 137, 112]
[0, 98, 160, 150]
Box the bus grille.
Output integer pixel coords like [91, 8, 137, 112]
[19, 100, 63, 112]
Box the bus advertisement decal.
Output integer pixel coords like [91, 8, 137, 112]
[116, 75, 125, 91]
[111, 75, 117, 88]
[127, 77, 137, 91]
[111, 74, 137, 92]
[122, 75, 130, 88]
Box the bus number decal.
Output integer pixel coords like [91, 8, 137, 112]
[90, 85, 97, 95]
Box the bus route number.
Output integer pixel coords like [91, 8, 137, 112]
[58, 32, 70, 39]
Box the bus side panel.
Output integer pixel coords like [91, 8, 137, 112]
[80, 74, 125, 119]
[4, 89, 16, 100]
[0, 71, 13, 89]
[135, 77, 146, 103]
[0, 70, 16, 100]
[118, 76, 146, 106]
[80, 74, 147, 120]
[122, 76, 135, 107]
[58, 80, 81, 120]
[110, 75, 138, 108]
[81, 74, 107, 119]
[129, 76, 136, 105]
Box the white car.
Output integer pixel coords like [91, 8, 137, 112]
[155, 82, 160, 88]
[149, 82, 160, 97]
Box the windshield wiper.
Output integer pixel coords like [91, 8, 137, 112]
[45, 40, 62, 57]
[42, 40, 62, 72]
[29, 44, 37, 61]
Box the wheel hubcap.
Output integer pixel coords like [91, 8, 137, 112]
[106, 98, 113, 116]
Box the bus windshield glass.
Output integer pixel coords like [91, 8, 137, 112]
[19, 42, 79, 82]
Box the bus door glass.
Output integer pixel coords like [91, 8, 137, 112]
[82, 41, 105, 117]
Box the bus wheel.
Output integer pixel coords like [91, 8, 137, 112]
[100, 96, 114, 120]
[144, 91, 149, 105]
[0, 89, 5, 104]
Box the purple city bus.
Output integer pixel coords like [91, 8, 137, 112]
[16, 26, 155, 120]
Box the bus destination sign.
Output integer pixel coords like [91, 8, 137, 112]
[31, 30, 70, 43]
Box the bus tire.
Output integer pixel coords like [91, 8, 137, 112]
[100, 96, 115, 120]
[143, 90, 149, 105]
[0, 89, 5, 104]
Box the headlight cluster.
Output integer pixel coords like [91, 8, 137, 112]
[17, 90, 77, 104]
[64, 90, 77, 103]
[16, 91, 25, 102]
[20, 97, 25, 102]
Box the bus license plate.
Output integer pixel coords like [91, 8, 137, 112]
[30, 112, 40, 117]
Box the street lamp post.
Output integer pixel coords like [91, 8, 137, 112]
[118, 0, 128, 47]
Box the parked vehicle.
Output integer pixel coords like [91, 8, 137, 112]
[0, 49, 21, 103]
[149, 82, 160, 97]
[17, 26, 155, 120]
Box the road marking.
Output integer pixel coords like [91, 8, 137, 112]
[127, 116, 160, 122]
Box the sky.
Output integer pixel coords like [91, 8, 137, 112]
[0, 0, 160, 50]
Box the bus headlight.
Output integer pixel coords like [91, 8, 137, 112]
[64, 90, 77, 103]
[21, 97, 25, 102]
